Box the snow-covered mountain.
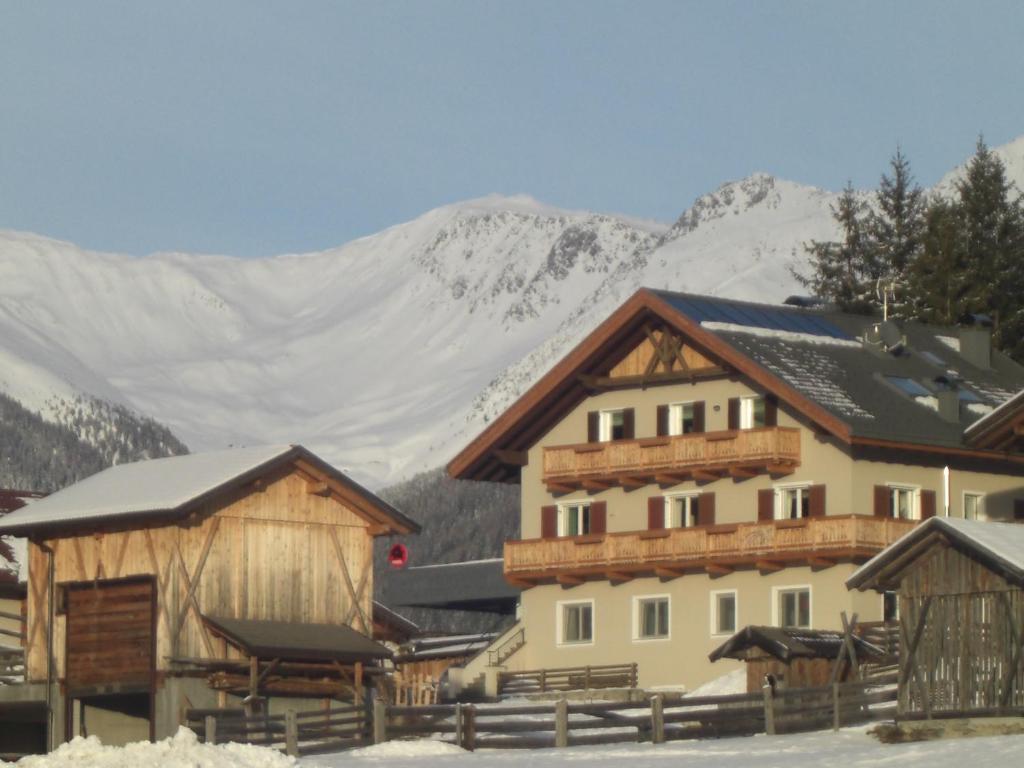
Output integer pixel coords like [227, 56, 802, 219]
[1, 139, 1022, 489]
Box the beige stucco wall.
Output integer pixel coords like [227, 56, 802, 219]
[510, 564, 882, 690]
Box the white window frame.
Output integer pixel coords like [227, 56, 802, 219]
[772, 584, 812, 629]
[773, 482, 813, 520]
[556, 599, 595, 647]
[962, 490, 985, 521]
[668, 401, 696, 436]
[632, 594, 671, 642]
[739, 395, 765, 430]
[598, 409, 625, 442]
[887, 484, 920, 520]
[710, 589, 738, 637]
[663, 492, 702, 528]
[557, 499, 593, 537]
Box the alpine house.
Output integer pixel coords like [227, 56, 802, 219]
[448, 288, 1024, 691]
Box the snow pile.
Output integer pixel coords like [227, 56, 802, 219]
[6, 727, 294, 768]
[347, 741, 467, 758]
[684, 668, 746, 698]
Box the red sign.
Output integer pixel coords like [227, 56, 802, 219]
[388, 543, 408, 568]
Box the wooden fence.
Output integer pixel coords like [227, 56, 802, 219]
[186, 702, 369, 757]
[498, 663, 638, 695]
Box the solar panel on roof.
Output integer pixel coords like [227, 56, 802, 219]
[661, 293, 852, 340]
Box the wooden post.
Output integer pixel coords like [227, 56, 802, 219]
[650, 694, 665, 744]
[355, 661, 364, 704]
[555, 698, 568, 748]
[285, 710, 298, 757]
[463, 705, 477, 752]
[204, 715, 217, 745]
[540, 669, 547, 693]
[372, 698, 387, 744]
[631, 663, 638, 688]
[584, 666, 591, 690]
[832, 682, 840, 731]
[762, 686, 776, 735]
[455, 702, 463, 747]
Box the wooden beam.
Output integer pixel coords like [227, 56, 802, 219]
[494, 449, 528, 466]
[728, 466, 757, 479]
[306, 480, 331, 497]
[606, 571, 633, 585]
[654, 567, 684, 580]
[808, 557, 835, 571]
[583, 479, 612, 493]
[654, 473, 687, 486]
[251, 478, 267, 493]
[756, 560, 783, 574]
[556, 574, 585, 587]
[766, 464, 796, 477]
[506, 577, 535, 589]
[619, 476, 646, 490]
[546, 481, 577, 494]
[692, 469, 719, 483]
[578, 367, 728, 390]
[705, 564, 733, 577]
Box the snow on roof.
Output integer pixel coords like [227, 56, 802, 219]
[0, 445, 295, 534]
[964, 387, 1024, 440]
[701, 321, 863, 348]
[848, 517, 1024, 590]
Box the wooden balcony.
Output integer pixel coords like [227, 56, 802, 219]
[504, 515, 917, 586]
[542, 427, 800, 492]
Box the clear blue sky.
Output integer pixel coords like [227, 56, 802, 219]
[2, 1, 1023, 257]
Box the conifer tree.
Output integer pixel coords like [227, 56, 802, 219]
[907, 199, 966, 326]
[870, 148, 925, 315]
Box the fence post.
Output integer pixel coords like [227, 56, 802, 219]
[631, 663, 638, 688]
[832, 683, 841, 731]
[762, 687, 776, 735]
[540, 669, 547, 693]
[204, 715, 217, 745]
[455, 703, 463, 748]
[373, 698, 388, 744]
[650, 694, 665, 744]
[555, 698, 568, 748]
[464, 705, 477, 752]
[585, 666, 591, 691]
[285, 710, 298, 757]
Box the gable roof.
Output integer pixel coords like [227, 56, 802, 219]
[379, 558, 519, 612]
[0, 444, 419, 536]
[963, 388, 1024, 450]
[847, 517, 1024, 592]
[449, 288, 1024, 482]
[708, 625, 883, 663]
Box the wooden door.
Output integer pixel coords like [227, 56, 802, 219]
[65, 578, 155, 692]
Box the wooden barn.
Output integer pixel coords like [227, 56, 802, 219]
[0, 444, 418, 750]
[848, 517, 1024, 718]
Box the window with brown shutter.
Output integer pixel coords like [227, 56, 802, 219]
[698, 492, 716, 525]
[693, 401, 706, 433]
[622, 408, 635, 440]
[541, 505, 558, 538]
[656, 405, 669, 437]
[873, 485, 889, 517]
[809, 485, 826, 517]
[587, 411, 599, 443]
[728, 398, 740, 430]
[758, 489, 774, 521]
[765, 395, 778, 427]
[920, 490, 936, 519]
[590, 501, 607, 533]
[648, 496, 665, 529]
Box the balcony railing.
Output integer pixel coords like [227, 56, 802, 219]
[504, 515, 916, 583]
[542, 427, 800, 489]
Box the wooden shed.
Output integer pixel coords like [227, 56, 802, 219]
[0, 444, 418, 748]
[848, 517, 1024, 718]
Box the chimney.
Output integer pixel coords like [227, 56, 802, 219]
[936, 389, 960, 423]
[959, 326, 991, 370]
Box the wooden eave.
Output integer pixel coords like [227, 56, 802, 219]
[448, 288, 855, 482]
[849, 435, 1024, 469]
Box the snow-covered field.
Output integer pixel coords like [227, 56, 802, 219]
[8, 726, 1022, 768]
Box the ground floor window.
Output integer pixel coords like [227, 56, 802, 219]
[775, 586, 811, 628]
[558, 502, 591, 536]
[559, 601, 594, 644]
[635, 596, 670, 640]
[711, 590, 737, 636]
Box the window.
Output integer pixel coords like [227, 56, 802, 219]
[774, 586, 811, 628]
[711, 590, 737, 636]
[635, 596, 670, 640]
[599, 409, 626, 442]
[665, 493, 701, 527]
[739, 396, 766, 429]
[883, 591, 899, 623]
[776, 485, 810, 519]
[889, 486, 918, 520]
[558, 502, 591, 537]
[964, 492, 984, 520]
[886, 376, 932, 398]
[559, 601, 594, 645]
[669, 402, 697, 435]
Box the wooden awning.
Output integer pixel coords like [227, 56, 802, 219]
[204, 615, 392, 663]
[709, 625, 883, 663]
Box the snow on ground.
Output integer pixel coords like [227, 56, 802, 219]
[684, 668, 747, 698]
[302, 729, 1024, 768]
[4, 727, 294, 767]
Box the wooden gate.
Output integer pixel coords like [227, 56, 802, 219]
[65, 578, 156, 691]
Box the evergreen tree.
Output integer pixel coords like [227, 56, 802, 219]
[907, 199, 966, 326]
[800, 182, 876, 312]
[870, 147, 926, 315]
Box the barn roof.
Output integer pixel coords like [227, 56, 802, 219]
[379, 558, 519, 613]
[847, 517, 1024, 591]
[203, 615, 391, 663]
[708, 625, 883, 663]
[0, 444, 419, 536]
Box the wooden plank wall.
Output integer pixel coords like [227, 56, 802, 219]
[25, 467, 374, 682]
[899, 546, 1024, 712]
[608, 332, 715, 378]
